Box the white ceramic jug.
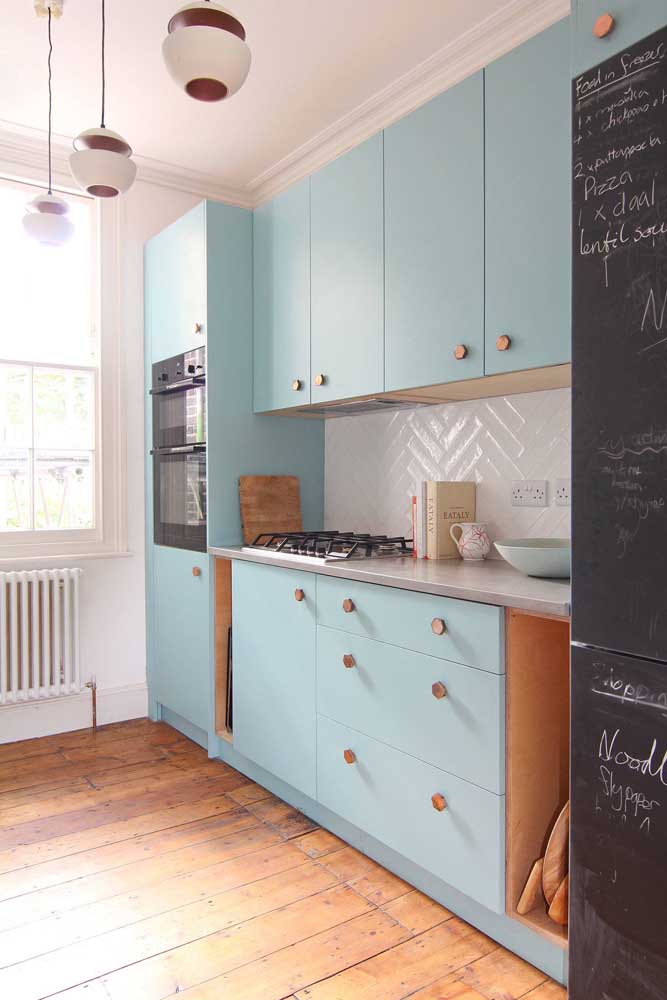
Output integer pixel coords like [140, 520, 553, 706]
[449, 522, 491, 561]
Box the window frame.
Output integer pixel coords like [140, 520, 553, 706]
[0, 171, 127, 564]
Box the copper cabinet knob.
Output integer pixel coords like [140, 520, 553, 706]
[342, 598, 356, 614]
[432, 681, 448, 700]
[453, 345, 468, 360]
[343, 654, 356, 669]
[431, 618, 446, 636]
[292, 379, 303, 391]
[496, 334, 511, 352]
[192, 567, 202, 577]
[593, 12, 615, 37]
[343, 749, 357, 765]
[294, 588, 305, 602]
[314, 373, 326, 387]
[432, 793, 447, 812]
[195, 323, 203, 334]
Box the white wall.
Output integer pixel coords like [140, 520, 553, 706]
[0, 176, 201, 743]
[325, 387, 571, 550]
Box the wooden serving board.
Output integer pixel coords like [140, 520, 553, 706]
[542, 800, 569, 905]
[239, 475, 303, 545]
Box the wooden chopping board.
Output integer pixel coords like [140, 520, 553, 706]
[542, 801, 570, 905]
[239, 476, 303, 545]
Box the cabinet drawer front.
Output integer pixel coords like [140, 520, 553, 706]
[317, 716, 505, 913]
[317, 628, 505, 793]
[232, 561, 317, 798]
[316, 575, 503, 673]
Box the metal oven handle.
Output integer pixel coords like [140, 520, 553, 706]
[150, 376, 205, 396]
[150, 444, 207, 456]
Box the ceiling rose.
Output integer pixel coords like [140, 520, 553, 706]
[162, 1, 251, 103]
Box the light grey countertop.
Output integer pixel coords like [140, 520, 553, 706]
[209, 546, 571, 618]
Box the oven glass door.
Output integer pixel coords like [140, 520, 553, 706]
[153, 447, 207, 552]
[152, 382, 206, 450]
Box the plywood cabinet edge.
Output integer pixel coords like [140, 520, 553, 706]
[214, 557, 233, 740]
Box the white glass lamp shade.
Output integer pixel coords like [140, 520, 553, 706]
[69, 128, 137, 198]
[162, 2, 251, 101]
[22, 193, 73, 246]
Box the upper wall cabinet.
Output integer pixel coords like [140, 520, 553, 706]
[384, 73, 485, 391]
[253, 179, 311, 412]
[311, 135, 384, 402]
[485, 19, 571, 377]
[146, 202, 207, 363]
[572, 0, 666, 77]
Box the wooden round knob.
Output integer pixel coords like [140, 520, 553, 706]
[195, 323, 203, 334]
[431, 618, 446, 636]
[294, 588, 305, 602]
[453, 345, 468, 360]
[192, 567, 202, 577]
[292, 379, 303, 391]
[343, 654, 356, 669]
[432, 793, 447, 812]
[342, 599, 355, 614]
[314, 373, 326, 387]
[593, 12, 615, 37]
[496, 334, 511, 352]
[432, 681, 448, 700]
[343, 749, 356, 765]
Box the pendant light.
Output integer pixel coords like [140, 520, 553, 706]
[69, 0, 136, 198]
[162, 1, 251, 102]
[23, 4, 74, 247]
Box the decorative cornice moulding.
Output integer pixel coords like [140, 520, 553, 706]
[0, 119, 253, 208]
[0, 0, 569, 210]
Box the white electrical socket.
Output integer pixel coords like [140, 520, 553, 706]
[555, 479, 571, 506]
[511, 480, 548, 507]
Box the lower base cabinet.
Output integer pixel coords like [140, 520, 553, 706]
[153, 546, 210, 733]
[317, 714, 505, 914]
[232, 560, 317, 799]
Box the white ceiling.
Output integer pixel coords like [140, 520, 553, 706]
[0, 1, 561, 199]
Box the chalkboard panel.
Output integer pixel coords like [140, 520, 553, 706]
[570, 644, 667, 999]
[572, 26, 667, 661]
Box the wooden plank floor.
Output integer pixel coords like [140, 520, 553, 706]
[0, 719, 567, 1000]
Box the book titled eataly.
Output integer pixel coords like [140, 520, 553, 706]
[425, 482, 476, 560]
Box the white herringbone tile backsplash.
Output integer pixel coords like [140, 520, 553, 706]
[325, 388, 571, 550]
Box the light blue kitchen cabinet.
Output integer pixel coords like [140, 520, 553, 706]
[310, 135, 384, 402]
[485, 18, 571, 376]
[317, 714, 505, 913]
[232, 561, 317, 798]
[317, 627, 505, 793]
[153, 546, 210, 734]
[253, 179, 311, 412]
[384, 73, 485, 391]
[146, 202, 207, 362]
[572, 0, 666, 77]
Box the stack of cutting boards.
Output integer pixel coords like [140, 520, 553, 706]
[517, 801, 569, 926]
[238, 475, 303, 545]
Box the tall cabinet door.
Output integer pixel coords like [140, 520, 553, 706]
[384, 73, 485, 391]
[153, 546, 210, 734]
[311, 135, 384, 402]
[253, 179, 311, 412]
[232, 561, 317, 798]
[147, 202, 207, 363]
[572, 0, 666, 76]
[485, 18, 571, 376]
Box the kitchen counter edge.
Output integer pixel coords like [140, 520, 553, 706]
[209, 546, 571, 618]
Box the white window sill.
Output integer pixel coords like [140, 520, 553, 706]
[0, 551, 134, 568]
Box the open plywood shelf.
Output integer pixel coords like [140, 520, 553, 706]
[214, 558, 234, 743]
[506, 608, 570, 948]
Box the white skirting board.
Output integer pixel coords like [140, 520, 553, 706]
[0, 682, 148, 744]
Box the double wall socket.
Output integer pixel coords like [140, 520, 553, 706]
[511, 480, 548, 507]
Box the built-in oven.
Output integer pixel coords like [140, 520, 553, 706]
[150, 347, 207, 552]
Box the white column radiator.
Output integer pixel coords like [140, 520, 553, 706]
[0, 569, 83, 705]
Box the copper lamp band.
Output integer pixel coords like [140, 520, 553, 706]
[168, 8, 246, 40]
[186, 78, 229, 101]
[75, 133, 132, 156]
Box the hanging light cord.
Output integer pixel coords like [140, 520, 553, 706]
[100, 0, 106, 128]
[47, 6, 53, 194]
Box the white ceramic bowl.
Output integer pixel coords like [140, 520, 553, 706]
[494, 538, 571, 579]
